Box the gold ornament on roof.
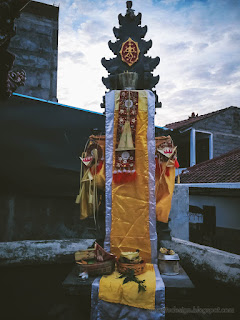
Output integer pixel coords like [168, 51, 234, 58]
[120, 37, 140, 66]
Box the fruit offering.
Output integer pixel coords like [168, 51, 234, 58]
[160, 247, 175, 255]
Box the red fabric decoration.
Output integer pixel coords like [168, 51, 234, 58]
[113, 171, 137, 184]
[90, 160, 103, 175]
[165, 167, 170, 177]
[174, 158, 180, 168]
[114, 91, 138, 182]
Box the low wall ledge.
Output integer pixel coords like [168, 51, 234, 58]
[0, 239, 95, 266]
[160, 238, 240, 288]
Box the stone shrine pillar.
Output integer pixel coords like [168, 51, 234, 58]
[102, 1, 161, 264]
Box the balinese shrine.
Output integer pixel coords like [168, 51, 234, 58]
[75, 2, 179, 319]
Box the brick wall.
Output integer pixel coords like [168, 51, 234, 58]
[193, 107, 240, 158]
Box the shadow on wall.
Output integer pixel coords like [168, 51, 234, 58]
[0, 194, 99, 242]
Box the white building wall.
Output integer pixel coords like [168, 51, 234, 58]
[190, 195, 240, 230]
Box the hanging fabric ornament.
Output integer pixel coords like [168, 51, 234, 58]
[174, 158, 180, 169]
[155, 136, 179, 180]
[155, 136, 179, 223]
[113, 90, 138, 183]
[75, 138, 104, 227]
[86, 142, 104, 175]
[80, 155, 93, 167]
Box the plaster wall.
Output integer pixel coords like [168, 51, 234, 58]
[8, 3, 58, 101]
[190, 194, 240, 230]
[0, 194, 96, 242]
[169, 184, 189, 240]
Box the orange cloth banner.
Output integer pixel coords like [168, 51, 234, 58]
[110, 91, 152, 262]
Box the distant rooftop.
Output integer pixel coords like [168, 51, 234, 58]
[180, 148, 240, 183]
[165, 106, 239, 130]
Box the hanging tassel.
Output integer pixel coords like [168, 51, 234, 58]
[174, 158, 180, 168]
[177, 172, 180, 184]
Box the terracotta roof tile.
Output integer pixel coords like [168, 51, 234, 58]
[180, 148, 240, 183]
[165, 106, 237, 130]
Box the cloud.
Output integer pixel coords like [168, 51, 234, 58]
[166, 41, 192, 52]
[39, 0, 240, 126]
[59, 51, 85, 62]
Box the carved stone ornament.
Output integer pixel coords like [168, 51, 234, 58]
[7, 70, 26, 97]
[101, 1, 162, 109]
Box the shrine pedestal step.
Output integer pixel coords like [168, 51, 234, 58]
[62, 264, 194, 319]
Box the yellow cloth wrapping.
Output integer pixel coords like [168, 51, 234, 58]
[99, 263, 156, 310]
[75, 169, 94, 220]
[155, 163, 175, 223]
[77, 130, 176, 223]
[110, 91, 152, 262]
[95, 163, 105, 190]
[76, 135, 105, 219]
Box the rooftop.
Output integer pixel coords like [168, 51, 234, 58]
[22, 1, 59, 20]
[180, 148, 240, 183]
[165, 106, 239, 130]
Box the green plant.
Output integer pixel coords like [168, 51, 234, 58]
[118, 269, 146, 293]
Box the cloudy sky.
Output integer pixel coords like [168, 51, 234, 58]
[40, 0, 240, 126]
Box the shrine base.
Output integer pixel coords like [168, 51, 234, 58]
[90, 264, 165, 320]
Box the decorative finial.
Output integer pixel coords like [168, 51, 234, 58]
[126, 1, 132, 9]
[126, 1, 135, 18]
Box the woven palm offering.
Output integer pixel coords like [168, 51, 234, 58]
[117, 251, 146, 275]
[75, 242, 116, 276]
